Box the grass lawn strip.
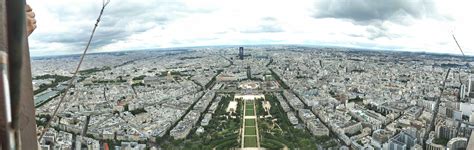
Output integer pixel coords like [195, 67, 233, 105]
[245, 127, 257, 135]
[245, 119, 255, 126]
[244, 136, 258, 147]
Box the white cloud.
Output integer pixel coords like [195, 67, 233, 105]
[27, 0, 474, 56]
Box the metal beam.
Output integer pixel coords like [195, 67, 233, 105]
[0, 0, 16, 149]
[2, 0, 38, 149]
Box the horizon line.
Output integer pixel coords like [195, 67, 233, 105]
[30, 44, 470, 58]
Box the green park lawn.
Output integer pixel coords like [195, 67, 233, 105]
[245, 102, 255, 116]
[245, 109, 254, 116]
[246, 103, 254, 108]
[245, 127, 257, 135]
[245, 119, 255, 126]
[244, 136, 258, 147]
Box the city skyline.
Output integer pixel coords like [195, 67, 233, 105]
[19, 0, 474, 149]
[32, 46, 474, 149]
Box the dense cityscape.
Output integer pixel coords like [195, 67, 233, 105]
[32, 46, 474, 150]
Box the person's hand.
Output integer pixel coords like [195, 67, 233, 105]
[26, 4, 36, 36]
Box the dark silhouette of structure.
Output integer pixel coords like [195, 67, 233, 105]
[239, 47, 244, 60]
[247, 65, 251, 79]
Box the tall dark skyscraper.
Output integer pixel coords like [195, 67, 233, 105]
[239, 47, 244, 60]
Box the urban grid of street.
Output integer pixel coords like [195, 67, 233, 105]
[32, 46, 474, 149]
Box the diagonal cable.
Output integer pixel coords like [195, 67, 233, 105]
[38, 0, 110, 141]
[452, 34, 467, 91]
[452, 34, 465, 57]
[423, 68, 451, 148]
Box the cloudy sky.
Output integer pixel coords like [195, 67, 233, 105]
[27, 0, 473, 56]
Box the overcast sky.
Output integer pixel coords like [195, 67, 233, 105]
[27, 0, 473, 56]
